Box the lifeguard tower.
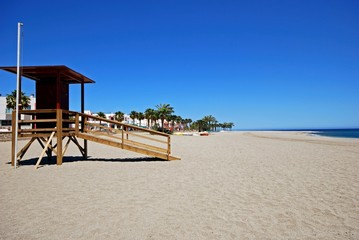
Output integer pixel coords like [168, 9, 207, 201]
[0, 65, 180, 168]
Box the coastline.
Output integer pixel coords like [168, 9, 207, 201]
[1, 131, 358, 239]
[230, 128, 359, 139]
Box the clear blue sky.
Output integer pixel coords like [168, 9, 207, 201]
[1, 0, 358, 129]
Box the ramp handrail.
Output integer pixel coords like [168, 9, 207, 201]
[13, 109, 173, 160]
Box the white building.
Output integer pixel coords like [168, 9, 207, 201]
[0, 94, 36, 129]
[83, 111, 160, 129]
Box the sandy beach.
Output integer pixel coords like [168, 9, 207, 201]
[0, 131, 358, 239]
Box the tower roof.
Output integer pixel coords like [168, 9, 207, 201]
[0, 65, 95, 84]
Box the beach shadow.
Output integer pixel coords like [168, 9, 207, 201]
[7, 156, 166, 167]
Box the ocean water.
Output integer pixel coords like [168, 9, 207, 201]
[233, 128, 359, 139]
[311, 129, 359, 139]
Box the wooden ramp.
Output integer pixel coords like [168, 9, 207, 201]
[77, 132, 180, 161]
[11, 109, 180, 168]
[77, 113, 180, 161]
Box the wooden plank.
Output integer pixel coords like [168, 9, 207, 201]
[17, 137, 36, 161]
[78, 133, 118, 146]
[19, 128, 56, 133]
[61, 119, 76, 123]
[39, 137, 57, 155]
[70, 136, 85, 157]
[35, 131, 55, 169]
[82, 115, 88, 159]
[19, 109, 57, 114]
[75, 113, 79, 135]
[122, 144, 172, 160]
[19, 132, 71, 138]
[61, 128, 76, 132]
[124, 139, 167, 153]
[167, 136, 171, 157]
[62, 137, 72, 156]
[19, 128, 74, 133]
[86, 122, 111, 129]
[121, 127, 124, 149]
[19, 119, 56, 124]
[19, 119, 75, 124]
[36, 137, 45, 149]
[88, 131, 123, 141]
[124, 130, 167, 144]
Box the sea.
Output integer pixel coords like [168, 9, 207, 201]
[308, 129, 359, 139]
[233, 128, 359, 139]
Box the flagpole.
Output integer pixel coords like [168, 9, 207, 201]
[14, 22, 23, 169]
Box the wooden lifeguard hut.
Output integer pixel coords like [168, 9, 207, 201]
[0, 65, 179, 168]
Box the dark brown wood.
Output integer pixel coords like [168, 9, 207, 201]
[69, 136, 86, 157]
[0, 66, 95, 84]
[81, 81, 87, 159]
[56, 109, 63, 165]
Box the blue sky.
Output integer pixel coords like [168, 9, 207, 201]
[1, 0, 358, 129]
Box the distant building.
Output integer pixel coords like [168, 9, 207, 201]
[84, 111, 164, 128]
[84, 111, 136, 129]
[0, 94, 36, 130]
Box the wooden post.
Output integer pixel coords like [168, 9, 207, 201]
[121, 126, 124, 149]
[125, 126, 129, 140]
[167, 135, 171, 160]
[81, 79, 88, 159]
[35, 131, 56, 169]
[56, 109, 63, 165]
[75, 113, 79, 135]
[11, 111, 16, 166]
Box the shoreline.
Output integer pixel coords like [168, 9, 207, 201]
[219, 129, 359, 140]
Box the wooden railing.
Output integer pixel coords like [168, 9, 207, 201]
[13, 109, 176, 163]
[77, 110, 173, 158]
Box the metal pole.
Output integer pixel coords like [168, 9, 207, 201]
[14, 22, 23, 169]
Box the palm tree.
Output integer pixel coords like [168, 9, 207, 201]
[114, 111, 125, 122]
[96, 112, 106, 125]
[221, 122, 235, 131]
[213, 120, 219, 132]
[184, 118, 192, 130]
[168, 114, 178, 131]
[228, 122, 235, 131]
[97, 112, 106, 118]
[144, 108, 156, 129]
[156, 103, 174, 132]
[137, 112, 144, 127]
[202, 115, 217, 131]
[6, 90, 31, 110]
[129, 111, 138, 125]
[175, 115, 183, 131]
[192, 119, 206, 132]
[151, 111, 159, 129]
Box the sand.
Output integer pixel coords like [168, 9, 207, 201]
[0, 131, 358, 239]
